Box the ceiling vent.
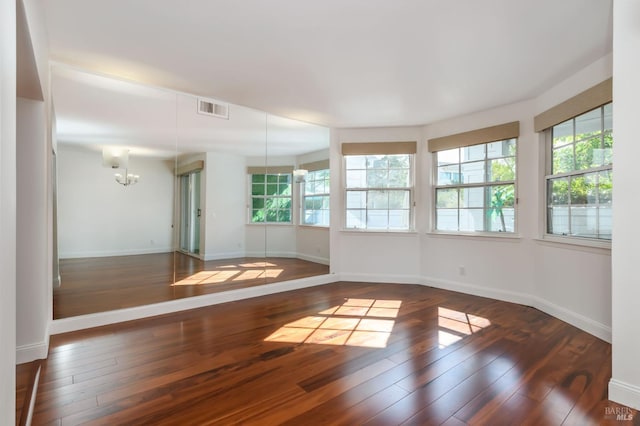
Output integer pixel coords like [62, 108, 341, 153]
[197, 97, 229, 119]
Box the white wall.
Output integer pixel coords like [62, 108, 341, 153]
[203, 151, 247, 260]
[329, 58, 613, 343]
[57, 145, 174, 258]
[0, 0, 17, 421]
[333, 126, 423, 283]
[16, 97, 49, 363]
[609, 0, 640, 410]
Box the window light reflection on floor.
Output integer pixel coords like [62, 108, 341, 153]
[264, 298, 402, 348]
[172, 266, 283, 286]
[438, 306, 491, 348]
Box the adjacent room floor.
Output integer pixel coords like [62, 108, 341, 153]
[33, 282, 635, 424]
[54, 252, 329, 318]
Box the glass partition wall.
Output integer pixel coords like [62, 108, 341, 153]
[52, 66, 329, 320]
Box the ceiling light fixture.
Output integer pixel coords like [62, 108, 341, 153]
[115, 169, 140, 186]
[293, 169, 308, 183]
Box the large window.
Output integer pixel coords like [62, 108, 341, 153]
[546, 103, 612, 240]
[302, 168, 330, 226]
[250, 173, 292, 223]
[344, 153, 413, 230]
[434, 139, 517, 233]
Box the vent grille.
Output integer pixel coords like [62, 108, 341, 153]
[197, 97, 229, 119]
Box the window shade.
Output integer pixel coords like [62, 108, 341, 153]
[299, 159, 330, 171]
[534, 78, 612, 132]
[341, 141, 417, 155]
[176, 160, 204, 176]
[427, 121, 520, 152]
[246, 166, 294, 174]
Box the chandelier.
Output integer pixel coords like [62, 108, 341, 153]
[114, 169, 140, 186]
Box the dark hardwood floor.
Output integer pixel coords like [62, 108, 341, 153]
[34, 282, 636, 425]
[54, 253, 329, 318]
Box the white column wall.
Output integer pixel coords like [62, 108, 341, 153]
[0, 0, 17, 421]
[609, 0, 640, 410]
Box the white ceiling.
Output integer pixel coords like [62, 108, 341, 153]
[44, 0, 612, 130]
[52, 66, 330, 158]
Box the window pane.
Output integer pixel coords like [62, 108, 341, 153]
[575, 137, 601, 170]
[437, 164, 460, 185]
[252, 174, 265, 183]
[388, 169, 410, 187]
[547, 206, 569, 235]
[548, 178, 569, 205]
[460, 187, 484, 208]
[570, 206, 597, 238]
[389, 210, 410, 229]
[346, 170, 366, 188]
[367, 190, 389, 209]
[252, 183, 265, 196]
[553, 120, 574, 147]
[462, 144, 485, 162]
[266, 183, 278, 195]
[366, 169, 388, 187]
[489, 207, 514, 232]
[367, 155, 388, 169]
[277, 209, 291, 222]
[460, 161, 485, 184]
[575, 108, 601, 140]
[436, 209, 458, 231]
[345, 155, 366, 169]
[604, 103, 612, 131]
[552, 144, 574, 174]
[388, 154, 410, 168]
[346, 191, 366, 209]
[367, 210, 389, 229]
[436, 188, 459, 208]
[459, 209, 484, 232]
[570, 175, 590, 205]
[603, 132, 613, 165]
[252, 209, 264, 222]
[488, 158, 515, 182]
[437, 148, 459, 165]
[266, 175, 278, 183]
[346, 209, 366, 229]
[389, 190, 410, 209]
[599, 206, 612, 239]
[252, 198, 264, 209]
[487, 139, 516, 159]
[598, 170, 612, 204]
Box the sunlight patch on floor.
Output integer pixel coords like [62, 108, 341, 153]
[265, 298, 401, 348]
[438, 306, 491, 348]
[172, 268, 283, 286]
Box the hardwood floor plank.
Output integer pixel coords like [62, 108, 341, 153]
[31, 282, 631, 425]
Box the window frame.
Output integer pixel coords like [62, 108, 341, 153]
[300, 168, 330, 227]
[431, 139, 518, 235]
[248, 172, 293, 225]
[343, 153, 415, 232]
[543, 102, 612, 243]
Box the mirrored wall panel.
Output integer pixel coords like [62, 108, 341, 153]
[52, 66, 330, 319]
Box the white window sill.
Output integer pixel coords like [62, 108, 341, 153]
[298, 225, 330, 230]
[246, 222, 293, 227]
[534, 235, 611, 253]
[426, 231, 522, 242]
[340, 229, 418, 236]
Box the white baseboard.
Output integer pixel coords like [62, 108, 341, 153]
[340, 272, 422, 285]
[16, 341, 49, 364]
[50, 273, 340, 335]
[421, 276, 611, 344]
[609, 379, 640, 411]
[60, 247, 173, 259]
[203, 251, 245, 261]
[297, 253, 330, 265]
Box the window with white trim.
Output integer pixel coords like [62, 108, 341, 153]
[302, 168, 330, 226]
[344, 152, 414, 231]
[250, 173, 292, 223]
[546, 103, 612, 240]
[434, 139, 517, 233]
